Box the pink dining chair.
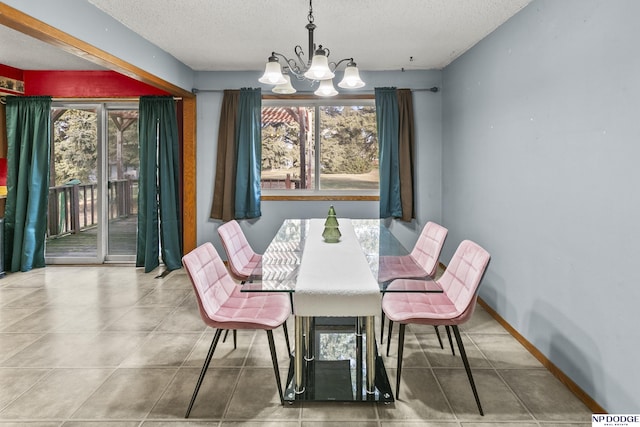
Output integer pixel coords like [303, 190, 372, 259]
[217, 220, 264, 346]
[182, 242, 291, 417]
[379, 221, 448, 347]
[217, 220, 262, 282]
[382, 239, 490, 415]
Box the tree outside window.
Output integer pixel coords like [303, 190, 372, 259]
[261, 100, 378, 193]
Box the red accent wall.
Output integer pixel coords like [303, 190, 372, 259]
[0, 64, 23, 80]
[22, 70, 170, 97]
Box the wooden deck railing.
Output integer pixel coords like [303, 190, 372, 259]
[260, 174, 301, 189]
[47, 179, 138, 238]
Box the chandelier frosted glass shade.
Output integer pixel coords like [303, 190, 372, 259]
[258, 59, 287, 85]
[303, 48, 335, 81]
[314, 79, 339, 97]
[272, 74, 297, 94]
[338, 63, 365, 89]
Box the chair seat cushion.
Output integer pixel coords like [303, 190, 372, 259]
[206, 286, 290, 330]
[234, 253, 262, 279]
[385, 278, 439, 292]
[382, 279, 473, 326]
[378, 255, 428, 283]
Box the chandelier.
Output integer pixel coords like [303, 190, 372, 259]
[258, 0, 365, 96]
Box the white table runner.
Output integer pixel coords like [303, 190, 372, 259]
[294, 218, 381, 316]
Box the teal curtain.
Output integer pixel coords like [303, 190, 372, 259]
[4, 96, 52, 272]
[375, 87, 402, 218]
[137, 96, 182, 273]
[234, 88, 262, 219]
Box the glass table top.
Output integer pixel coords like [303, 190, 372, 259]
[244, 219, 439, 293]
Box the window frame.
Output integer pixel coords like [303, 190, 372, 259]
[261, 95, 379, 201]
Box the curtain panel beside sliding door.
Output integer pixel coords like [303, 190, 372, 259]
[4, 96, 52, 272]
[137, 96, 182, 273]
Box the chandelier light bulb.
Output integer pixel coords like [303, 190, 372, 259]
[259, 59, 287, 85]
[314, 79, 339, 97]
[338, 63, 365, 89]
[272, 74, 297, 94]
[304, 48, 335, 81]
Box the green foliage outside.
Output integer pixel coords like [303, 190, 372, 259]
[262, 121, 301, 171]
[52, 109, 139, 186]
[319, 105, 378, 175]
[53, 109, 98, 186]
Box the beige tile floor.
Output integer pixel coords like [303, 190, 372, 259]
[0, 265, 593, 426]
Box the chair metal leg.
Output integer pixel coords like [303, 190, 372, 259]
[395, 323, 406, 398]
[282, 321, 291, 356]
[266, 330, 285, 405]
[434, 326, 444, 349]
[380, 310, 386, 342]
[452, 325, 483, 416]
[445, 325, 455, 355]
[386, 319, 394, 357]
[222, 329, 238, 348]
[185, 329, 223, 418]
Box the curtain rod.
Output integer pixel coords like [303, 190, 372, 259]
[0, 96, 182, 104]
[191, 86, 439, 94]
[52, 96, 182, 102]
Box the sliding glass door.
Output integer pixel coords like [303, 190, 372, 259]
[46, 102, 139, 264]
[106, 107, 139, 261]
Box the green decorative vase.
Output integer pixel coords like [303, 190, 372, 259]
[323, 205, 341, 243]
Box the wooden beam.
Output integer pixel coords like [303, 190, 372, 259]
[0, 3, 193, 97]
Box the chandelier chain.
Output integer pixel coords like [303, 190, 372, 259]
[308, 0, 314, 24]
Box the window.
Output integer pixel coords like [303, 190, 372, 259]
[261, 98, 378, 196]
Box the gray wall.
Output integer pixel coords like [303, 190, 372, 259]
[442, 0, 640, 412]
[194, 70, 443, 254]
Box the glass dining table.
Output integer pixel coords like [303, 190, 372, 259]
[243, 218, 442, 403]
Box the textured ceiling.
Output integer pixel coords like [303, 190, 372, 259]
[1, 0, 532, 72]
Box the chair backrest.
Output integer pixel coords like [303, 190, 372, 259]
[182, 242, 238, 326]
[217, 220, 260, 281]
[436, 240, 490, 319]
[410, 221, 448, 276]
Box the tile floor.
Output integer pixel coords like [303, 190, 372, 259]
[0, 265, 593, 426]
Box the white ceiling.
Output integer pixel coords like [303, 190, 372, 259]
[1, 0, 532, 73]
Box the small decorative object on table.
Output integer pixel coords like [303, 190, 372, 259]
[322, 205, 341, 243]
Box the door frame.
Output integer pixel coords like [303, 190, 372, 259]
[46, 101, 139, 264]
